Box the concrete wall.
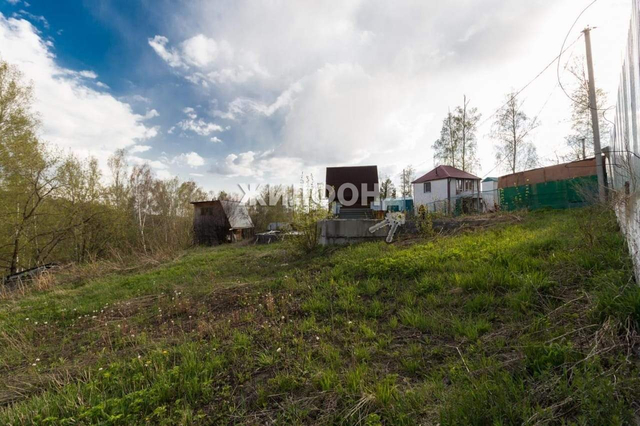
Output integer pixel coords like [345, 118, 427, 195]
[318, 219, 389, 245]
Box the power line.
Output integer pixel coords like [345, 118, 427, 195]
[476, 34, 583, 130]
[556, 0, 611, 115]
[482, 81, 560, 179]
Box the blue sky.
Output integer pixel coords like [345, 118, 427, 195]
[0, 0, 632, 194]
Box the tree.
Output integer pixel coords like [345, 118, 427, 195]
[456, 95, 481, 173]
[399, 166, 415, 198]
[492, 92, 539, 174]
[432, 111, 459, 168]
[432, 96, 481, 172]
[379, 176, 397, 200]
[0, 60, 64, 274]
[129, 164, 154, 254]
[564, 56, 610, 161]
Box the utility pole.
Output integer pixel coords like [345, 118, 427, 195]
[583, 27, 606, 202]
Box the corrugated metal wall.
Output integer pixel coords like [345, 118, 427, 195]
[611, 0, 640, 277]
[499, 176, 598, 211]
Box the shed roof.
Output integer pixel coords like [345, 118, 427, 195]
[326, 165, 378, 189]
[220, 201, 254, 229]
[191, 200, 254, 229]
[412, 165, 480, 184]
[482, 177, 498, 182]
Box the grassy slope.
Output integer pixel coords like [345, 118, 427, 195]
[1, 208, 639, 425]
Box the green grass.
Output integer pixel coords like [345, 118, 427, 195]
[1, 207, 639, 424]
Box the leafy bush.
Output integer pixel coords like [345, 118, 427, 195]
[416, 205, 435, 237]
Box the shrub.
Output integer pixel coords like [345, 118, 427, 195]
[286, 206, 329, 254]
[416, 205, 434, 237]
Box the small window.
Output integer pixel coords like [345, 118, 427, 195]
[423, 182, 431, 193]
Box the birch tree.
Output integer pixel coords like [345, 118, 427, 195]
[432, 96, 481, 172]
[492, 92, 539, 174]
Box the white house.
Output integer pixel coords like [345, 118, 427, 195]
[412, 165, 482, 214]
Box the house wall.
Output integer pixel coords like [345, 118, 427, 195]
[193, 201, 231, 245]
[414, 178, 480, 213]
[413, 179, 449, 212]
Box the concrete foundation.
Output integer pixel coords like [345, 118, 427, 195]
[318, 219, 388, 246]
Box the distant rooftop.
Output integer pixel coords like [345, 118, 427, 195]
[412, 165, 480, 184]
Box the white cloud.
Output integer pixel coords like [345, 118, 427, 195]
[6, 0, 21, 5]
[143, 109, 159, 120]
[175, 108, 224, 136]
[131, 94, 151, 103]
[148, 35, 184, 68]
[210, 150, 304, 179]
[13, 9, 48, 28]
[173, 152, 205, 168]
[78, 70, 97, 79]
[0, 14, 156, 167]
[130, 145, 152, 153]
[210, 136, 222, 143]
[149, 33, 268, 85]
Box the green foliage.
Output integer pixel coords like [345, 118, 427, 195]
[1, 208, 639, 424]
[416, 205, 435, 237]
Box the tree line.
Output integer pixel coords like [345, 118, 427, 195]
[0, 60, 212, 276]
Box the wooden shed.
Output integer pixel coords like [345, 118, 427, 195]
[191, 200, 254, 245]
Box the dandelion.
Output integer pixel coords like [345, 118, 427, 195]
[315, 336, 320, 341]
[31, 363, 36, 367]
[98, 367, 103, 371]
[35, 358, 40, 362]
[25, 318, 29, 321]
[276, 347, 282, 353]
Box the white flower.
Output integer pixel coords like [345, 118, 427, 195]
[276, 347, 282, 353]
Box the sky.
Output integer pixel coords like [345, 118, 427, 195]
[0, 0, 633, 194]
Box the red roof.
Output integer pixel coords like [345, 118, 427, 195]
[412, 165, 480, 184]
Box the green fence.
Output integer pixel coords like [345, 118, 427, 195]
[499, 176, 598, 211]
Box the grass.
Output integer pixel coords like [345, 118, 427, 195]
[1, 207, 639, 424]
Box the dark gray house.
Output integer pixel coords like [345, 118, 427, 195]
[191, 200, 254, 245]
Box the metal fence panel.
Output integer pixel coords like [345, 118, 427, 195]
[611, 0, 640, 277]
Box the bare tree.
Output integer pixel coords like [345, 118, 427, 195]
[564, 56, 610, 161]
[492, 92, 539, 174]
[129, 164, 154, 254]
